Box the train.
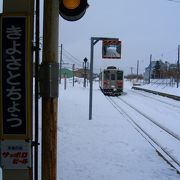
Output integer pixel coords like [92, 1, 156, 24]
[99, 66, 124, 96]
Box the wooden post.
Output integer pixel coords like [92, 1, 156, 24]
[73, 64, 75, 87]
[41, 0, 59, 180]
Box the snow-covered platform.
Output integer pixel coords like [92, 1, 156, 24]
[57, 79, 180, 180]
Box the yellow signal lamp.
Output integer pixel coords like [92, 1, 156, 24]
[63, 0, 80, 9]
[59, 0, 89, 21]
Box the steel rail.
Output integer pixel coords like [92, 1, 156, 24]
[118, 96, 180, 141]
[106, 96, 180, 174]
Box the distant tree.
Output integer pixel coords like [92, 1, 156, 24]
[154, 61, 161, 78]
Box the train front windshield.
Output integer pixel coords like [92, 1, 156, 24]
[104, 70, 123, 80]
[111, 74, 115, 80]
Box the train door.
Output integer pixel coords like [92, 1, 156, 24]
[109, 71, 116, 88]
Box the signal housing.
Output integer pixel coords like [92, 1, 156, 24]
[59, 0, 89, 21]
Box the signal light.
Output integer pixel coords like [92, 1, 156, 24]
[59, 0, 89, 21]
[63, 0, 80, 9]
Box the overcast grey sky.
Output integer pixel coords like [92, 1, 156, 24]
[1, 0, 180, 74]
[59, 0, 180, 74]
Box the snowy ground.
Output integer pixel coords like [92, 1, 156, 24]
[136, 79, 180, 96]
[0, 79, 180, 180]
[57, 79, 180, 180]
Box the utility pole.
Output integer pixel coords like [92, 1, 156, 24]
[130, 67, 133, 75]
[40, 1, 59, 180]
[64, 73, 67, 90]
[177, 45, 180, 88]
[73, 64, 75, 87]
[136, 60, 139, 79]
[59, 44, 63, 84]
[130, 67, 133, 81]
[148, 54, 152, 84]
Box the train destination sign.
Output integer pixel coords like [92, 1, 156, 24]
[0, 14, 32, 139]
[102, 40, 121, 59]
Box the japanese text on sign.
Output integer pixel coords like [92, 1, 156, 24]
[0, 140, 31, 169]
[1, 16, 27, 135]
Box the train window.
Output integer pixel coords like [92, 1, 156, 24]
[117, 71, 123, 80]
[104, 71, 110, 80]
[111, 74, 115, 80]
[107, 66, 116, 69]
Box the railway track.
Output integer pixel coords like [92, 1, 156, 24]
[118, 96, 180, 141]
[106, 96, 180, 174]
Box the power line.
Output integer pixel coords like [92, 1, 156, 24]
[62, 53, 81, 67]
[62, 47, 83, 66]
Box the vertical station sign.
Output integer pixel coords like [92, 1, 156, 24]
[0, 14, 32, 169]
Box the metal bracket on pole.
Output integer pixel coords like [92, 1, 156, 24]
[39, 62, 59, 98]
